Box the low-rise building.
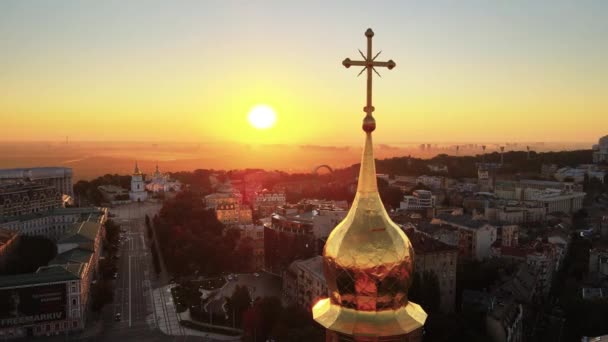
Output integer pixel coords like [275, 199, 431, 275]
[252, 190, 286, 217]
[311, 208, 347, 241]
[97, 185, 129, 204]
[486, 301, 524, 342]
[283, 256, 326, 311]
[235, 224, 264, 271]
[589, 244, 608, 277]
[400, 190, 436, 211]
[404, 229, 458, 313]
[416, 175, 445, 190]
[215, 203, 252, 226]
[433, 214, 498, 260]
[485, 201, 546, 224]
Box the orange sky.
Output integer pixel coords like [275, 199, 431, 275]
[1, 2, 606, 145]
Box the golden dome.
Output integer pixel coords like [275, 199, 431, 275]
[313, 132, 427, 337]
[314, 28, 426, 338]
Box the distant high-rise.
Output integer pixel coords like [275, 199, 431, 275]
[593, 135, 608, 163]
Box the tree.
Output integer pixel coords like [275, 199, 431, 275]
[226, 285, 252, 328]
[90, 280, 113, 311]
[408, 271, 440, 313]
[0, 236, 57, 275]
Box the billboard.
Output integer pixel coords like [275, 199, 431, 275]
[0, 283, 66, 328]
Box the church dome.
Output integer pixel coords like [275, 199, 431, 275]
[314, 28, 426, 338]
[313, 132, 426, 337]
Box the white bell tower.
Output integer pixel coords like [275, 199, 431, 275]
[129, 161, 148, 202]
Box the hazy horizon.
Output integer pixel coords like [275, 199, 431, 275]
[2, 1, 607, 145]
[0, 140, 595, 181]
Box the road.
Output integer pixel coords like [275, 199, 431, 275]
[38, 202, 235, 341]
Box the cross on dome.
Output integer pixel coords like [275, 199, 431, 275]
[342, 28, 396, 133]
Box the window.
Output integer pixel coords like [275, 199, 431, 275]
[72, 299, 77, 306]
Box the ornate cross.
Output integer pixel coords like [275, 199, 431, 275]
[343, 28, 396, 133]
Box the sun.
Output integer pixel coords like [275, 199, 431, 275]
[248, 105, 277, 130]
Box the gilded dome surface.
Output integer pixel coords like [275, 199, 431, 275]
[313, 133, 427, 337]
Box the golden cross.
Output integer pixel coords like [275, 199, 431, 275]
[342, 28, 396, 133]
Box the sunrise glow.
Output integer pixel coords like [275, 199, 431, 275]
[248, 105, 277, 130]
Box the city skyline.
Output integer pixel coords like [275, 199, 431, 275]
[1, 1, 607, 145]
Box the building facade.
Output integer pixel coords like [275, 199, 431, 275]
[593, 135, 608, 164]
[400, 190, 436, 211]
[0, 182, 62, 218]
[252, 190, 286, 217]
[284, 256, 327, 311]
[486, 302, 524, 342]
[433, 214, 497, 260]
[404, 229, 458, 313]
[0, 168, 73, 197]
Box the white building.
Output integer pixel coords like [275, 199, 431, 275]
[145, 165, 181, 193]
[128, 162, 147, 202]
[554, 165, 605, 184]
[400, 190, 436, 210]
[593, 135, 608, 164]
[525, 188, 585, 214]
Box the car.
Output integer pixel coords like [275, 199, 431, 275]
[112, 272, 118, 279]
[114, 313, 121, 321]
[253, 272, 260, 277]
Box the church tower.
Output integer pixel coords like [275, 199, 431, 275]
[129, 161, 148, 202]
[313, 29, 426, 342]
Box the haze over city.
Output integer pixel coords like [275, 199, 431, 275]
[1, 2, 608, 342]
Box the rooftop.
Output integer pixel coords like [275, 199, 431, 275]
[404, 228, 458, 254]
[293, 256, 324, 281]
[50, 247, 93, 265]
[0, 206, 105, 224]
[0, 167, 72, 180]
[58, 221, 102, 246]
[0, 264, 79, 288]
